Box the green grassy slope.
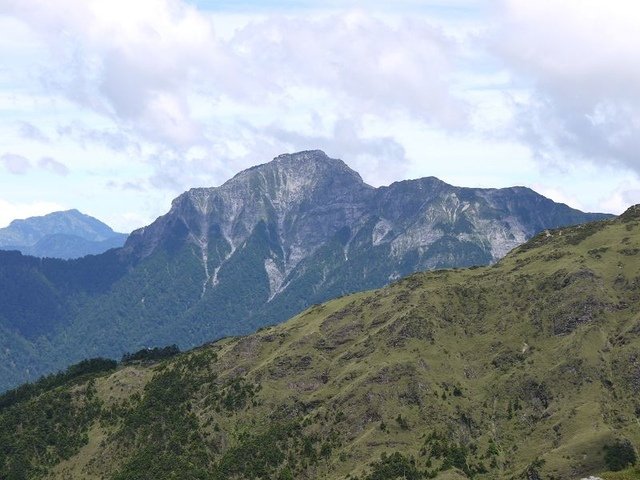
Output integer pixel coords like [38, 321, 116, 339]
[2, 206, 640, 480]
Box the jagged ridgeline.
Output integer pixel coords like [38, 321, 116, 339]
[2, 207, 639, 479]
[0, 151, 610, 391]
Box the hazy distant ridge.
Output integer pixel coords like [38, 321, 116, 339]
[0, 209, 127, 259]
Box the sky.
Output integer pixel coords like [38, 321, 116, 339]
[0, 0, 639, 232]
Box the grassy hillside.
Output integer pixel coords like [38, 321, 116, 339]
[2, 207, 640, 479]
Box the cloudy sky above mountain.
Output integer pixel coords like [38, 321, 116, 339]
[0, 0, 638, 231]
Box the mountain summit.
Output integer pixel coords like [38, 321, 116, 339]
[0, 209, 127, 259]
[125, 150, 369, 262]
[124, 150, 608, 300]
[0, 151, 611, 390]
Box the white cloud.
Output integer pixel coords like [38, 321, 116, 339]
[102, 211, 149, 233]
[0, 198, 65, 227]
[600, 183, 640, 214]
[1, 1, 465, 154]
[56, 123, 140, 153]
[0, 0, 639, 225]
[1, 153, 71, 176]
[230, 12, 466, 126]
[38, 156, 69, 176]
[492, 0, 640, 173]
[531, 184, 585, 211]
[1, 153, 31, 174]
[0, 0, 473, 215]
[18, 121, 50, 143]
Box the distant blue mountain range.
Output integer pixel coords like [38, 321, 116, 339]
[0, 209, 128, 259]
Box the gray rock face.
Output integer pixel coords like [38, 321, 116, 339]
[125, 150, 608, 299]
[0, 209, 127, 259]
[126, 152, 371, 276]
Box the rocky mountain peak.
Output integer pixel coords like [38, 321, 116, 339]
[271, 149, 364, 181]
[170, 150, 366, 214]
[224, 149, 368, 201]
[127, 151, 371, 260]
[242, 149, 362, 180]
[125, 150, 612, 278]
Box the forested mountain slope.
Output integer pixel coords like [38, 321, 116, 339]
[1, 206, 638, 479]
